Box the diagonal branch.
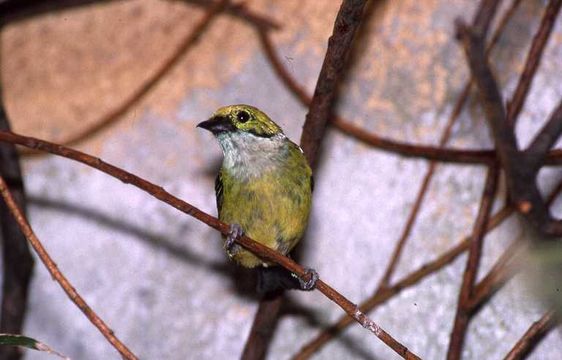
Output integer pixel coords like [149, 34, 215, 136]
[504, 311, 557, 360]
[506, 0, 562, 126]
[526, 101, 562, 166]
[293, 173, 561, 359]
[240, 290, 284, 360]
[468, 178, 562, 311]
[0, 176, 138, 360]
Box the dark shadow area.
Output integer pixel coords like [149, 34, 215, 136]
[28, 196, 230, 275]
[0, 98, 34, 360]
[26, 195, 277, 300]
[0, 0, 117, 25]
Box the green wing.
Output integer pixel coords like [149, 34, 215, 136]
[215, 170, 224, 216]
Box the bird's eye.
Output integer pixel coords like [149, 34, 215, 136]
[237, 111, 250, 123]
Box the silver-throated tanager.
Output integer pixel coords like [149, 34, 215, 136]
[197, 104, 318, 292]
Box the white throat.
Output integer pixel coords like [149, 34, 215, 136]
[217, 132, 287, 179]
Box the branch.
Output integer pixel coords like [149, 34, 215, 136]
[258, 29, 494, 165]
[294, 166, 562, 359]
[0, 130, 420, 359]
[526, 101, 562, 166]
[300, 0, 369, 168]
[447, 165, 499, 360]
[0, 176, 138, 360]
[471, 0, 503, 36]
[292, 1, 526, 357]
[504, 311, 557, 360]
[457, 5, 562, 236]
[468, 240, 522, 310]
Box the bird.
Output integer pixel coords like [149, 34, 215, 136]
[197, 104, 318, 292]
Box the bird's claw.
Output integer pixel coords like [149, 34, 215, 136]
[225, 223, 244, 252]
[298, 268, 319, 291]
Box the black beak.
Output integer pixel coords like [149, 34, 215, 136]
[197, 116, 235, 134]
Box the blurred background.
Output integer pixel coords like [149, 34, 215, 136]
[1, 0, 562, 359]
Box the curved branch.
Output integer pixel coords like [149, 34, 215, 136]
[20, 0, 229, 157]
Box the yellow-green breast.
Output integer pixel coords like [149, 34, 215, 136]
[217, 140, 312, 268]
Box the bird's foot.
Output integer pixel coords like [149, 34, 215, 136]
[225, 223, 244, 253]
[297, 268, 319, 291]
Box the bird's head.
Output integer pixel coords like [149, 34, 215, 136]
[197, 104, 283, 138]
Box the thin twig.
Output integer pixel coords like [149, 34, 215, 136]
[504, 311, 557, 360]
[0, 176, 138, 360]
[447, 165, 499, 360]
[0, 130, 420, 359]
[258, 29, 494, 166]
[20, 0, 230, 157]
[377, 161, 438, 288]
